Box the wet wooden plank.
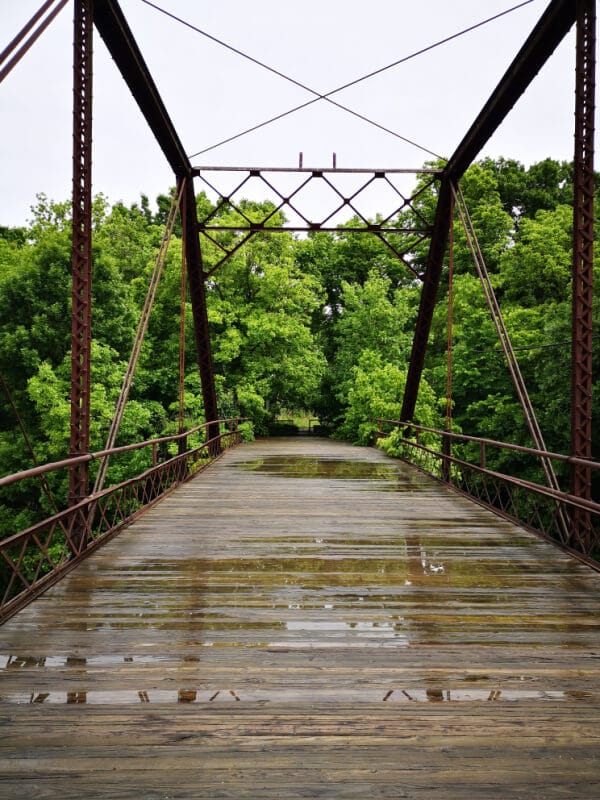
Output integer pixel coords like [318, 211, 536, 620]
[1, 437, 600, 798]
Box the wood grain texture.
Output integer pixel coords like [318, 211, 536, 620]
[1, 437, 600, 798]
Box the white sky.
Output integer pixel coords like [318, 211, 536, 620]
[0, 0, 594, 228]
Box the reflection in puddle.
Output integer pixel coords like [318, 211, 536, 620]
[67, 692, 87, 704]
[4, 442, 599, 739]
[0, 687, 594, 705]
[420, 547, 445, 575]
[233, 456, 421, 488]
[285, 620, 408, 643]
[1, 654, 180, 669]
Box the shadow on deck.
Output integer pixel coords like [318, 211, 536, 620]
[1, 438, 600, 798]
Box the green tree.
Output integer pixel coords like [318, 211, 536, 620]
[336, 350, 440, 446]
[482, 157, 573, 224]
[203, 202, 326, 431]
[499, 205, 572, 306]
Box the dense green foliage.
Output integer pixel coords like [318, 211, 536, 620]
[0, 157, 598, 532]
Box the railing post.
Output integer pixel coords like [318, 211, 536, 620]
[177, 433, 189, 479]
[480, 442, 487, 469]
[441, 433, 452, 483]
[177, 435, 188, 456]
[207, 424, 221, 459]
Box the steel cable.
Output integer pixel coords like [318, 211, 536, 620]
[453, 181, 571, 543]
[92, 182, 184, 496]
[139, 0, 534, 160]
[0, 0, 69, 84]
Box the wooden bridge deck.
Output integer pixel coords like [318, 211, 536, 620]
[1, 437, 600, 798]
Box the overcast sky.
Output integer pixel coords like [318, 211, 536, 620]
[0, 0, 594, 228]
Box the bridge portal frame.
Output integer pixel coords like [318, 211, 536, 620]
[66, 0, 222, 503]
[66, 0, 594, 551]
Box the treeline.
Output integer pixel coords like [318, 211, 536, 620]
[0, 157, 598, 530]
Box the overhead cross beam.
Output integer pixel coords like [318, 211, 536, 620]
[401, 0, 579, 424]
[193, 165, 439, 278]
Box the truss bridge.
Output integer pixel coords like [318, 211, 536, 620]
[0, 1, 599, 797]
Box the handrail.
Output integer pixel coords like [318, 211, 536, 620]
[0, 426, 241, 550]
[373, 418, 600, 471]
[0, 418, 247, 488]
[379, 431, 600, 515]
[371, 417, 600, 561]
[0, 417, 247, 623]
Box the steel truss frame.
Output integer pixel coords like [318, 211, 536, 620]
[180, 176, 220, 443]
[0, 0, 69, 84]
[402, 0, 578, 425]
[193, 165, 439, 278]
[10, 0, 593, 554]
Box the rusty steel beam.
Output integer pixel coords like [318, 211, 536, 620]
[180, 178, 220, 441]
[198, 226, 430, 234]
[0, 0, 69, 84]
[69, 0, 94, 530]
[92, 3, 223, 443]
[445, 0, 576, 181]
[93, 0, 190, 177]
[192, 166, 441, 175]
[0, 0, 57, 65]
[402, 0, 578, 424]
[570, 0, 595, 554]
[401, 178, 452, 423]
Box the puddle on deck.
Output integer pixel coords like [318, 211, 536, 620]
[0, 685, 595, 705]
[232, 456, 424, 489]
[3, 447, 600, 714]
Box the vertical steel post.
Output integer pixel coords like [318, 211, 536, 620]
[401, 178, 453, 423]
[442, 192, 455, 485]
[69, 0, 93, 547]
[570, 0, 595, 553]
[178, 226, 187, 456]
[179, 177, 220, 445]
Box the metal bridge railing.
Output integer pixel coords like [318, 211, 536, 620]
[0, 418, 246, 623]
[372, 418, 600, 567]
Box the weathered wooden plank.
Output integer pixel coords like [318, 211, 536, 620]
[1, 438, 600, 797]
